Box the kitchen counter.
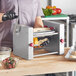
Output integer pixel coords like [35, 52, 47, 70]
[0, 48, 76, 76]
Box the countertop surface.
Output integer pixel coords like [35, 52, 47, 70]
[0, 48, 76, 76]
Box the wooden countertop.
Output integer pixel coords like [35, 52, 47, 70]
[0, 48, 76, 76]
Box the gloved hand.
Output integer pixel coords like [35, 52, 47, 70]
[2, 11, 18, 21]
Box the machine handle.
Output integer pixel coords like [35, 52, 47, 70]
[44, 26, 55, 30]
[30, 43, 34, 47]
[50, 27, 54, 30]
[60, 39, 64, 43]
[44, 25, 48, 28]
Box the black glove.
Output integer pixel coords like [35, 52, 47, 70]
[2, 11, 18, 21]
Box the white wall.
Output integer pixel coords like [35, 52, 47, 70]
[52, 0, 76, 14]
[40, 0, 48, 8]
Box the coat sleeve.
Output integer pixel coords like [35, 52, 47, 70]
[36, 0, 44, 16]
[0, 0, 1, 11]
[0, 0, 6, 13]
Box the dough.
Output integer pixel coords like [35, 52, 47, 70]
[71, 51, 76, 55]
[33, 28, 50, 32]
[70, 55, 76, 59]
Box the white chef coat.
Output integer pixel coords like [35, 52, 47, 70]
[0, 0, 43, 48]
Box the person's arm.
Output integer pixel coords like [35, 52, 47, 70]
[0, 13, 4, 22]
[34, 16, 44, 28]
[34, 0, 44, 28]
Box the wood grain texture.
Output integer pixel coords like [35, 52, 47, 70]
[0, 48, 76, 76]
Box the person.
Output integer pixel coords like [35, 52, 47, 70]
[0, 0, 44, 49]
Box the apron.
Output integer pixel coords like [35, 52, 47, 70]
[0, 0, 43, 48]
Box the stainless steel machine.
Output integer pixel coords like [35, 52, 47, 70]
[68, 14, 76, 46]
[13, 21, 64, 60]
